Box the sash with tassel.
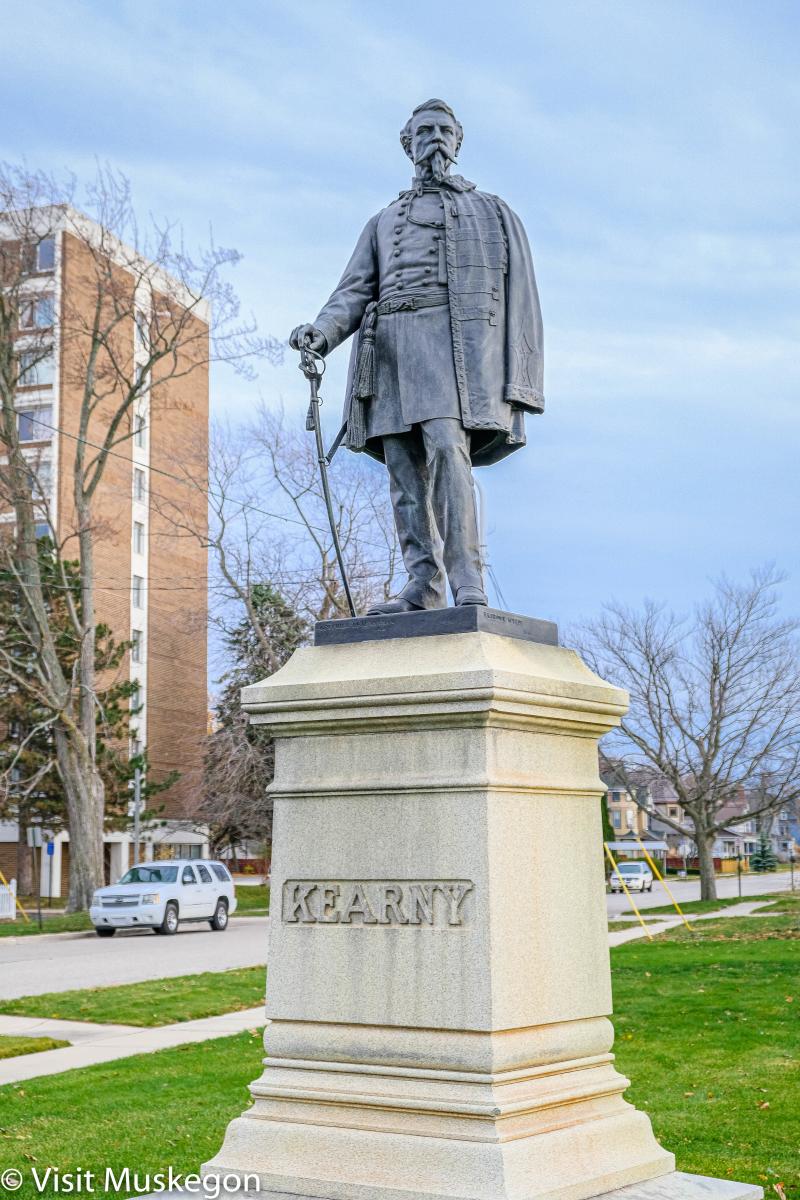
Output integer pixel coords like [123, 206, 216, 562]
[344, 301, 377, 451]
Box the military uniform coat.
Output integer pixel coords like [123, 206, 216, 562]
[313, 176, 544, 467]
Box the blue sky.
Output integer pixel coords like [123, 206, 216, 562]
[4, 0, 798, 626]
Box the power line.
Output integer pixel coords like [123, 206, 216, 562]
[28, 414, 332, 537]
[2, 565, 399, 594]
[10, 415, 404, 572]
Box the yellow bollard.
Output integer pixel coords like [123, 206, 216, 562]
[632, 834, 693, 930]
[605, 843, 653, 941]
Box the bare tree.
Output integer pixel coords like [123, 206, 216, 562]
[154, 403, 401, 853]
[0, 163, 279, 909]
[159, 401, 401, 648]
[576, 567, 800, 899]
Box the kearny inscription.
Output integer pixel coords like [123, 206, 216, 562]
[282, 880, 474, 927]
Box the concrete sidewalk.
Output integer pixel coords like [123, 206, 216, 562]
[0, 1005, 265, 1086]
[607, 899, 775, 946]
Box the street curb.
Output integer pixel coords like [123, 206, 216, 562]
[0, 914, 269, 945]
[0, 930, 94, 945]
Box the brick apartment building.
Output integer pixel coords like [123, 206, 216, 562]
[0, 207, 209, 896]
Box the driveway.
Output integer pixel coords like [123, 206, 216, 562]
[606, 870, 794, 917]
[0, 916, 268, 1001]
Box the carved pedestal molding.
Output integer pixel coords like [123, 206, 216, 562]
[204, 631, 749, 1200]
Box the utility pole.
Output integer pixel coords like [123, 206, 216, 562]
[26, 824, 43, 929]
[132, 767, 143, 867]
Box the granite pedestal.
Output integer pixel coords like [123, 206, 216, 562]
[203, 617, 760, 1200]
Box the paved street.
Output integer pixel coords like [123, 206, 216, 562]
[606, 870, 794, 917]
[0, 917, 268, 1001]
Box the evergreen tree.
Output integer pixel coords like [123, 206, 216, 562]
[0, 535, 173, 889]
[749, 831, 778, 872]
[202, 584, 308, 858]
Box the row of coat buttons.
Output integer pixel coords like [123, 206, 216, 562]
[389, 197, 445, 290]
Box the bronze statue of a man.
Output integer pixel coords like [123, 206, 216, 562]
[290, 99, 543, 615]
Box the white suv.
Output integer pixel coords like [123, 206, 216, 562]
[90, 859, 237, 937]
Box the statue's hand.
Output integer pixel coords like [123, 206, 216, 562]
[289, 323, 328, 354]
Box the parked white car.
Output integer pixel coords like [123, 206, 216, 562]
[89, 859, 237, 937]
[609, 862, 654, 893]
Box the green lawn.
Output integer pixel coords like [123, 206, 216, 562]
[607, 918, 666, 932]
[0, 912, 93, 937]
[613, 915, 799, 1195]
[610, 916, 800, 937]
[635, 890, 798, 918]
[759, 893, 800, 914]
[649, 914, 799, 943]
[234, 884, 270, 915]
[0, 966, 267, 1027]
[0, 1032, 263, 1200]
[0, 1035, 70, 1060]
[0, 919, 797, 1199]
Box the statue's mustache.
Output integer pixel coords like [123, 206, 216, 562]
[415, 141, 455, 166]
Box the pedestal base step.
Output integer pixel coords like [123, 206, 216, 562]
[134, 1172, 762, 1200]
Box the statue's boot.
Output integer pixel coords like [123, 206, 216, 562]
[366, 597, 425, 616]
[455, 585, 488, 606]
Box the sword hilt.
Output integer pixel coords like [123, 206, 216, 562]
[299, 341, 325, 383]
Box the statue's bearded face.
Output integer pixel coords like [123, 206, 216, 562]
[409, 109, 459, 181]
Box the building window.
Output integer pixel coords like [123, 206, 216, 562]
[133, 468, 146, 502]
[135, 310, 150, 351]
[611, 811, 622, 828]
[131, 629, 143, 663]
[20, 295, 55, 329]
[173, 844, 202, 861]
[130, 683, 142, 712]
[668, 806, 679, 818]
[17, 405, 52, 442]
[134, 412, 147, 449]
[18, 348, 55, 387]
[28, 461, 52, 500]
[133, 521, 145, 555]
[34, 520, 51, 540]
[36, 239, 56, 272]
[132, 575, 144, 609]
[130, 737, 142, 759]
